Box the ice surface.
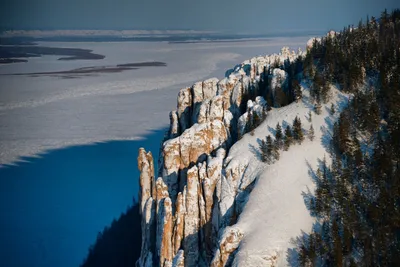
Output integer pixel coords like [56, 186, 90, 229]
[0, 37, 310, 267]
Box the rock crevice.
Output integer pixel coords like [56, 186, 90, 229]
[137, 47, 304, 266]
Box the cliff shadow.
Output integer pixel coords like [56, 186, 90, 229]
[0, 128, 167, 267]
[80, 202, 141, 267]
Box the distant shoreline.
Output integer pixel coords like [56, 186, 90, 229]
[0, 44, 105, 64]
[1, 62, 167, 77]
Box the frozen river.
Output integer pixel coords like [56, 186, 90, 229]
[0, 36, 310, 267]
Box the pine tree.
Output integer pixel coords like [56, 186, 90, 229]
[309, 124, 315, 141]
[247, 110, 254, 133]
[272, 140, 280, 161]
[308, 110, 312, 122]
[253, 112, 262, 128]
[284, 125, 293, 151]
[332, 219, 343, 266]
[295, 9, 400, 266]
[274, 85, 288, 108]
[260, 139, 269, 163]
[293, 116, 304, 142]
[293, 79, 302, 102]
[275, 122, 283, 148]
[321, 82, 330, 103]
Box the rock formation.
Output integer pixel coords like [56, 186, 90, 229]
[210, 227, 244, 267]
[136, 47, 305, 267]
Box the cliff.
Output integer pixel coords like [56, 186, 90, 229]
[135, 46, 312, 267]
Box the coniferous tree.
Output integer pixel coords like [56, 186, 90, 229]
[284, 125, 293, 151]
[293, 79, 302, 102]
[247, 111, 254, 132]
[293, 116, 304, 142]
[253, 112, 262, 128]
[321, 80, 331, 103]
[290, 10, 400, 265]
[275, 122, 283, 148]
[272, 141, 280, 161]
[274, 85, 288, 107]
[260, 139, 269, 163]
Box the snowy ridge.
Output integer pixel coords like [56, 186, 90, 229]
[227, 85, 349, 266]
[136, 43, 341, 267]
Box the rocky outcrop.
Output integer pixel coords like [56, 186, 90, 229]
[270, 68, 288, 94]
[237, 97, 268, 138]
[169, 110, 180, 139]
[137, 46, 305, 267]
[138, 148, 155, 215]
[210, 227, 244, 267]
[177, 87, 192, 133]
[159, 197, 173, 267]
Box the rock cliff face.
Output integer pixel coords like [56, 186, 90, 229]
[137, 47, 304, 267]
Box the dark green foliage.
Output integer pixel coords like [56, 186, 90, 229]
[272, 140, 280, 161]
[260, 139, 269, 163]
[260, 135, 276, 164]
[274, 85, 288, 108]
[260, 134, 280, 163]
[293, 79, 302, 102]
[293, 116, 304, 142]
[284, 125, 293, 151]
[275, 122, 283, 148]
[298, 9, 400, 267]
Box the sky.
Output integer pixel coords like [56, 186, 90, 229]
[0, 0, 399, 34]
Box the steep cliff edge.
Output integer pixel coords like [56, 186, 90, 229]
[135, 45, 338, 267]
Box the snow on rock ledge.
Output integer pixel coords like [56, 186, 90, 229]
[211, 226, 244, 267]
[136, 45, 306, 267]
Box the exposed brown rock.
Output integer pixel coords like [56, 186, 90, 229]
[177, 87, 192, 133]
[138, 197, 156, 267]
[211, 227, 244, 267]
[169, 110, 180, 139]
[138, 148, 155, 215]
[172, 192, 185, 255]
[184, 166, 200, 267]
[159, 197, 173, 267]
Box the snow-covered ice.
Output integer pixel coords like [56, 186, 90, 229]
[0, 37, 310, 165]
[0, 37, 311, 267]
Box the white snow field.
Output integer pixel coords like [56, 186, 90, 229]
[225, 84, 350, 266]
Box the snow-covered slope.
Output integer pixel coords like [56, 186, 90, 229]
[135, 40, 349, 266]
[226, 85, 349, 266]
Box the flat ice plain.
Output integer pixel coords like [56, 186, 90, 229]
[0, 36, 310, 267]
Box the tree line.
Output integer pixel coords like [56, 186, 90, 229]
[297, 8, 400, 266]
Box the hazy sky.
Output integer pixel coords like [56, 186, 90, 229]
[0, 0, 399, 33]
